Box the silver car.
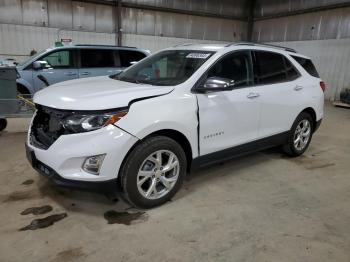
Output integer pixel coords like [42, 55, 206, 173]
[16, 45, 150, 95]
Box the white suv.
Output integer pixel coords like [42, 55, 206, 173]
[26, 43, 324, 208]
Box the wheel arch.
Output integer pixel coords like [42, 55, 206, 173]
[16, 79, 33, 95]
[117, 128, 193, 192]
[300, 107, 317, 131]
[120, 129, 193, 179]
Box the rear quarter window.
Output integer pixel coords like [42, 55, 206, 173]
[292, 56, 320, 78]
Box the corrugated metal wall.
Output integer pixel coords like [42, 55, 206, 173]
[272, 39, 350, 101]
[122, 33, 228, 53]
[254, 0, 350, 17]
[122, 8, 246, 41]
[123, 0, 248, 17]
[0, 24, 116, 61]
[253, 7, 350, 42]
[0, 0, 247, 62]
[253, 1, 350, 100]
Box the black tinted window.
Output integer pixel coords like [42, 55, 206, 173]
[119, 50, 146, 67]
[284, 57, 300, 80]
[292, 56, 319, 78]
[207, 51, 253, 88]
[254, 51, 288, 84]
[80, 49, 114, 68]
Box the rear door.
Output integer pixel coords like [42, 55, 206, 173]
[252, 50, 302, 138]
[78, 48, 119, 78]
[32, 49, 78, 90]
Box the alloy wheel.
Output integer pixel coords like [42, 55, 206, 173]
[293, 119, 311, 151]
[136, 150, 180, 200]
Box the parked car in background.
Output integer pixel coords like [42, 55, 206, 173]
[0, 58, 18, 67]
[16, 45, 150, 95]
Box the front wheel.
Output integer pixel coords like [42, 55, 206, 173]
[120, 136, 187, 208]
[283, 112, 313, 157]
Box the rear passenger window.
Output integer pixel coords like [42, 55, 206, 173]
[80, 49, 115, 68]
[292, 56, 320, 78]
[284, 57, 300, 80]
[119, 50, 146, 67]
[254, 51, 288, 84]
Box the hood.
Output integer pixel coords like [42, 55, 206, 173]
[33, 76, 174, 110]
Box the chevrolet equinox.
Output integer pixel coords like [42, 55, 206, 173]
[26, 43, 324, 208]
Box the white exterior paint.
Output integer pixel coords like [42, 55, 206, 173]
[34, 76, 174, 110]
[28, 44, 324, 184]
[272, 38, 350, 100]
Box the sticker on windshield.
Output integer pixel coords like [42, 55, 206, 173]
[186, 53, 211, 59]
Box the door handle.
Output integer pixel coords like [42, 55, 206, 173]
[247, 92, 260, 99]
[64, 72, 77, 76]
[80, 72, 91, 76]
[294, 85, 304, 91]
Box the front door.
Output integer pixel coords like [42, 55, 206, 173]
[32, 49, 78, 91]
[197, 51, 261, 155]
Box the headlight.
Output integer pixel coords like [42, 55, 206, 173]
[63, 110, 128, 133]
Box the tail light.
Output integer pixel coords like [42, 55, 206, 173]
[320, 81, 326, 92]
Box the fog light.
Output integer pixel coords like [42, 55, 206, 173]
[82, 154, 106, 175]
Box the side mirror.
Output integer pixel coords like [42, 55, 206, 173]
[200, 77, 235, 93]
[32, 61, 43, 70]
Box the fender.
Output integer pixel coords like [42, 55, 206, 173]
[16, 78, 34, 95]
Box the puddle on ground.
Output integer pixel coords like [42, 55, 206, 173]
[22, 179, 34, 185]
[104, 210, 147, 225]
[282, 155, 336, 170]
[19, 213, 67, 231]
[21, 205, 53, 215]
[52, 247, 86, 262]
[1, 190, 38, 203]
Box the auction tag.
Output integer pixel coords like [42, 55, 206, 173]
[186, 53, 211, 59]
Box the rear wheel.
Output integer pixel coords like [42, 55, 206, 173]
[120, 136, 187, 208]
[283, 112, 313, 157]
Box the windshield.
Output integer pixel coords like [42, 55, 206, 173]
[113, 50, 215, 86]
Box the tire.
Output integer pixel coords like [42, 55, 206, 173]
[283, 112, 314, 157]
[0, 119, 7, 131]
[120, 136, 187, 209]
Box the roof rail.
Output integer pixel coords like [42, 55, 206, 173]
[75, 44, 137, 48]
[172, 43, 195, 47]
[225, 42, 297, 53]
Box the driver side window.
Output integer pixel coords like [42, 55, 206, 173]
[41, 50, 73, 69]
[207, 51, 254, 88]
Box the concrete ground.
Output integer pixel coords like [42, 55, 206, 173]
[0, 104, 349, 262]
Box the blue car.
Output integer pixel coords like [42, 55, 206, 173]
[16, 45, 150, 95]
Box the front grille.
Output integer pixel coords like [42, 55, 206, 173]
[30, 105, 70, 150]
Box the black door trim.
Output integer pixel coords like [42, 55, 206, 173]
[191, 131, 290, 170]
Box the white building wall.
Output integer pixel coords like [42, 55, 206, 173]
[0, 23, 229, 63]
[0, 23, 116, 62]
[122, 33, 228, 53]
[272, 38, 350, 100]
